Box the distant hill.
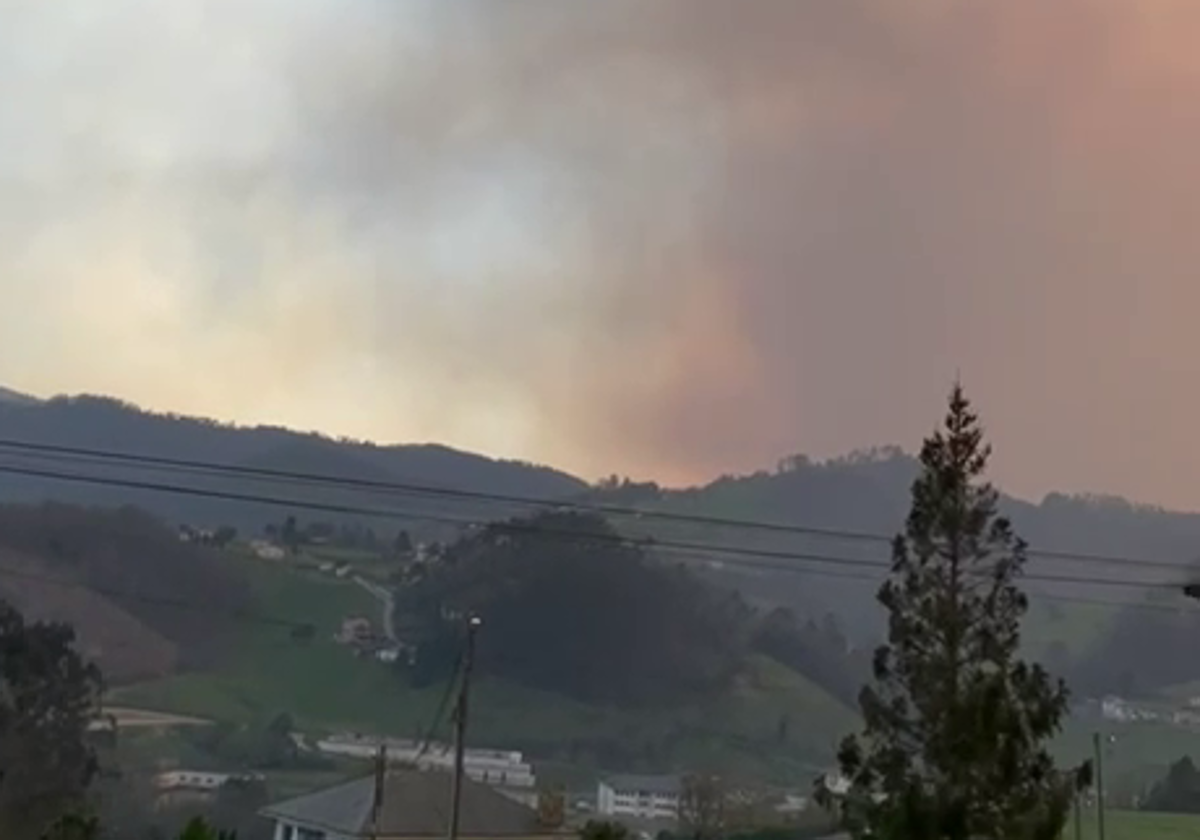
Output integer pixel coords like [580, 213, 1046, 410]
[0, 393, 586, 539]
[4, 388, 1200, 702]
[0, 503, 256, 684]
[0, 546, 178, 684]
[400, 511, 761, 705]
[584, 449, 1200, 698]
[0, 387, 40, 407]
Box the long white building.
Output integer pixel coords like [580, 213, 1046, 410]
[315, 734, 537, 805]
[596, 775, 682, 822]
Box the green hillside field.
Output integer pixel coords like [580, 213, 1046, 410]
[111, 556, 857, 781]
[110, 550, 1200, 790]
[1068, 810, 1200, 839]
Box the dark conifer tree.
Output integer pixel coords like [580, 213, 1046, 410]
[830, 385, 1075, 840]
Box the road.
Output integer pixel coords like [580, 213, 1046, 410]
[94, 707, 213, 730]
[355, 576, 396, 642]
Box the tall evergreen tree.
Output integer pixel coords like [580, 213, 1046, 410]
[828, 385, 1074, 839]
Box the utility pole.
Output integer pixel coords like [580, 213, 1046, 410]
[448, 615, 482, 840]
[1073, 790, 1082, 840]
[1093, 731, 1106, 840]
[369, 743, 387, 840]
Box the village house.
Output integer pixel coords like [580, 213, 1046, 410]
[154, 770, 264, 811]
[260, 767, 564, 840]
[249, 539, 287, 561]
[336, 616, 373, 645]
[596, 774, 681, 823]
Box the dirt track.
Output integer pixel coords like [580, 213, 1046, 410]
[96, 706, 213, 728]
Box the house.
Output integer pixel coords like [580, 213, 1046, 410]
[818, 773, 851, 797]
[260, 768, 564, 840]
[154, 770, 263, 810]
[1173, 709, 1200, 727]
[596, 775, 682, 823]
[179, 526, 217, 544]
[774, 793, 809, 817]
[373, 645, 417, 666]
[250, 540, 286, 561]
[336, 617, 373, 645]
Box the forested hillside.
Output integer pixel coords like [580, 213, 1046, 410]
[0, 393, 585, 538]
[584, 449, 1200, 699]
[0, 503, 253, 682]
[398, 510, 867, 709]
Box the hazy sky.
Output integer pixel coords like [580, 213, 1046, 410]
[3, 1, 1200, 506]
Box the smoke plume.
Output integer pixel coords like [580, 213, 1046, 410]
[3, 1, 1200, 505]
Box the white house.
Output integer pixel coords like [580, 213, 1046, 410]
[154, 770, 264, 810]
[250, 540, 286, 561]
[375, 647, 401, 664]
[596, 775, 682, 822]
[1100, 696, 1157, 722]
[819, 773, 851, 797]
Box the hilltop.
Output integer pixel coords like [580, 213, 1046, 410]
[0, 503, 253, 683]
[584, 449, 1200, 698]
[0, 393, 585, 538]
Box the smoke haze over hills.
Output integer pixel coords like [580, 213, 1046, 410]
[3, 2, 1200, 506]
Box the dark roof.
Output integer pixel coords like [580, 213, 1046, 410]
[602, 774, 682, 795]
[261, 768, 550, 838]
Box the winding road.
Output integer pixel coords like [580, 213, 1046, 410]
[354, 576, 396, 642]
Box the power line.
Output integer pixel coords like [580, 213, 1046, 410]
[0, 438, 1192, 574]
[0, 522, 1173, 657]
[0, 461, 1188, 595]
[801, 566, 1198, 614]
[0, 531, 1177, 655]
[0, 469, 1179, 650]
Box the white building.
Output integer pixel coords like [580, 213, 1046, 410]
[596, 775, 682, 822]
[1100, 696, 1157, 722]
[819, 773, 851, 797]
[156, 770, 239, 792]
[250, 540, 286, 561]
[314, 734, 536, 805]
[154, 770, 265, 810]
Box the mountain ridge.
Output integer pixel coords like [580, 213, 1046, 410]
[2, 387, 1198, 701]
[0, 392, 586, 537]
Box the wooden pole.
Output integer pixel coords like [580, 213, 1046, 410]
[448, 616, 481, 840]
[370, 743, 387, 840]
[1093, 732, 1106, 840]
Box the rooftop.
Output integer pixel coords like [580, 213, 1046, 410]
[261, 768, 555, 838]
[602, 775, 682, 795]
